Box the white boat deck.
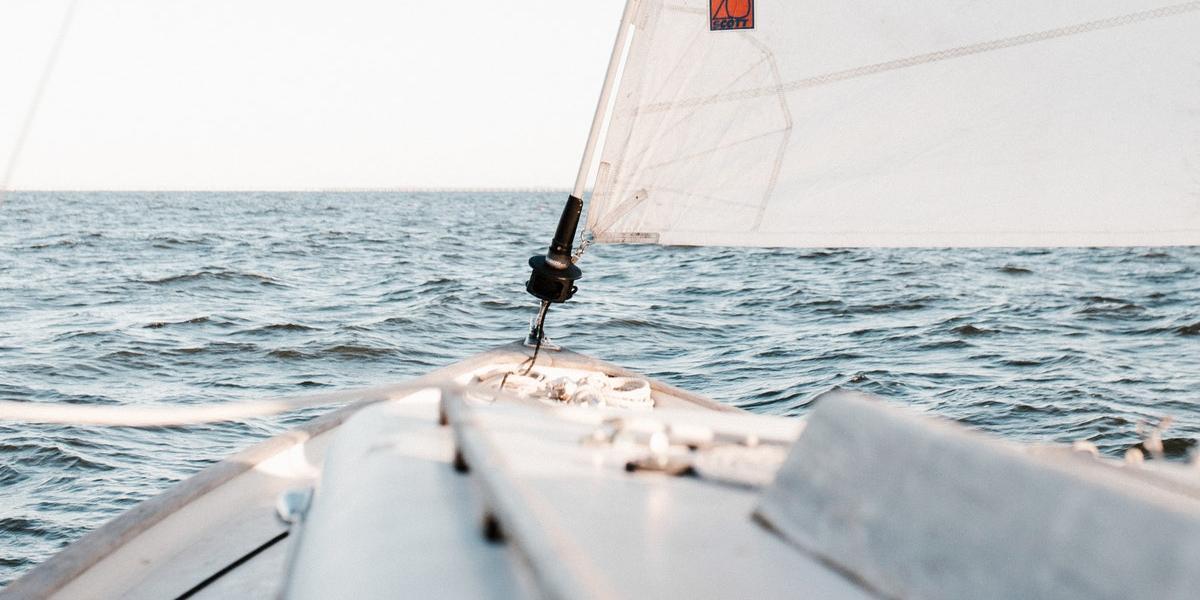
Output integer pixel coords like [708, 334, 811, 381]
[34, 424, 333, 600]
[5, 344, 776, 599]
[446, 399, 867, 600]
[286, 388, 870, 599]
[11, 343, 1197, 599]
[285, 391, 537, 599]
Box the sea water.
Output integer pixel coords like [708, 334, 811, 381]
[1, 191, 1197, 585]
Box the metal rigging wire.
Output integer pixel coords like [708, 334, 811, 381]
[1, 0, 79, 205]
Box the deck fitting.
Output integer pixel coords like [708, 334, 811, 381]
[452, 449, 470, 473]
[481, 512, 505, 543]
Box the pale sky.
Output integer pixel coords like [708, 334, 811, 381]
[0, 1, 625, 191]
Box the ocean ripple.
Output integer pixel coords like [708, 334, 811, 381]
[1, 191, 1198, 586]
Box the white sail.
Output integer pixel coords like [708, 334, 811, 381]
[585, 0, 1200, 247]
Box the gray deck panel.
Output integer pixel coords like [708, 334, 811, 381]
[285, 392, 534, 599]
[452, 401, 872, 600]
[6, 343, 738, 599]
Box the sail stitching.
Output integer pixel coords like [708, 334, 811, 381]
[615, 23, 717, 178]
[596, 31, 778, 238]
[742, 33, 793, 233]
[612, 51, 772, 207]
[634, 1, 1200, 115]
[631, 54, 771, 166]
[638, 128, 787, 172]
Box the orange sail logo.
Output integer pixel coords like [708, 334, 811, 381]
[710, 0, 754, 31]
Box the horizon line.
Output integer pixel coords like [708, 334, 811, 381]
[5, 187, 578, 194]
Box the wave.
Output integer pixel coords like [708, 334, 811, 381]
[0, 465, 26, 486]
[918, 339, 972, 350]
[143, 316, 215, 329]
[0, 556, 35, 569]
[844, 300, 929, 314]
[0, 442, 116, 473]
[1001, 355, 1079, 368]
[1076, 295, 1145, 315]
[325, 344, 395, 358]
[268, 344, 395, 360]
[951, 324, 993, 337]
[0, 518, 51, 538]
[234, 323, 320, 335]
[146, 235, 209, 248]
[4, 192, 1199, 585]
[139, 269, 284, 287]
[169, 342, 259, 356]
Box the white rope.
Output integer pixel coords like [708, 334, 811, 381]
[0, 381, 525, 427]
[0, 385, 396, 427]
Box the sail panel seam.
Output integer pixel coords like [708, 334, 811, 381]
[634, 1, 1200, 115]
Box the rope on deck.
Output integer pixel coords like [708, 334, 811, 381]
[0, 380, 526, 427]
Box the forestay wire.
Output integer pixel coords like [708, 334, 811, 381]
[0, 0, 79, 205]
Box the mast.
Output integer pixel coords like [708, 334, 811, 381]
[523, 0, 638, 344]
[571, 0, 639, 200]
